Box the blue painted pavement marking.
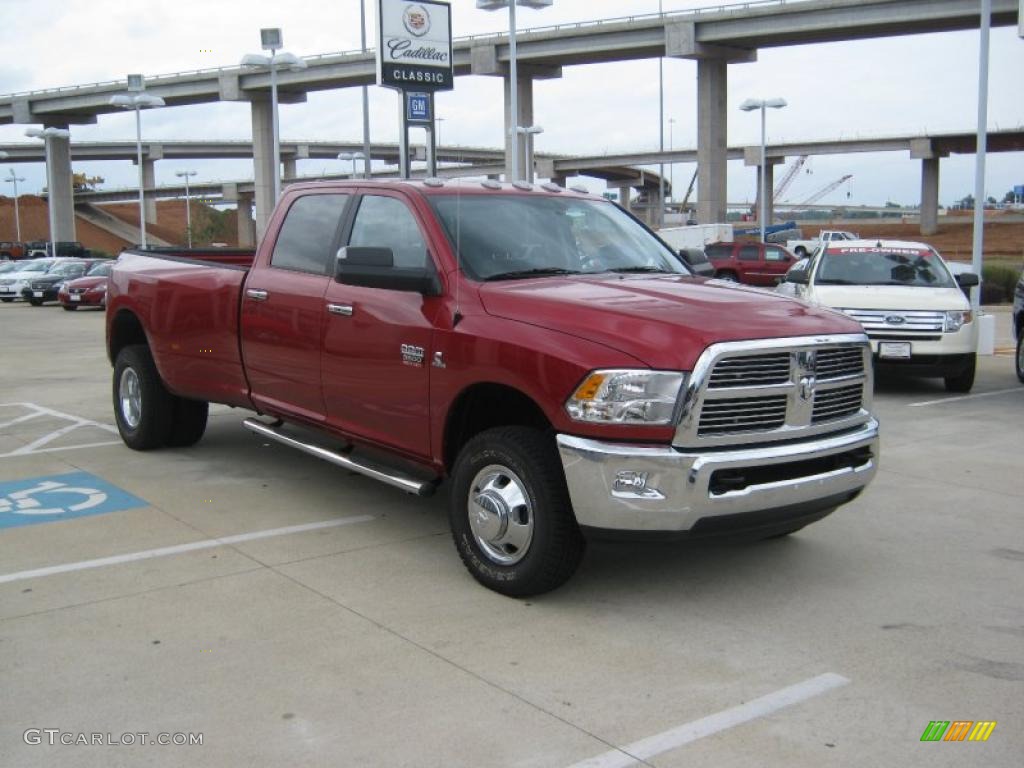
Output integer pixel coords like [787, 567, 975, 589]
[0, 472, 148, 530]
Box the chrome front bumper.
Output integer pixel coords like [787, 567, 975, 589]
[556, 419, 879, 533]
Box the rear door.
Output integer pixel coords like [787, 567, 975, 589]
[241, 192, 352, 423]
[321, 190, 441, 458]
[762, 245, 795, 284]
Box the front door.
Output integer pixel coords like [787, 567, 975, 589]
[321, 192, 439, 458]
[241, 192, 351, 422]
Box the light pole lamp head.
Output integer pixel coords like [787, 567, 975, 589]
[261, 28, 283, 51]
[274, 52, 308, 71]
[337, 152, 354, 161]
[25, 126, 70, 139]
[740, 97, 787, 111]
[240, 53, 272, 68]
[175, 170, 197, 178]
[477, 0, 553, 9]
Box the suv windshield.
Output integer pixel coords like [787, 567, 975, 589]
[815, 247, 956, 288]
[48, 262, 87, 277]
[86, 262, 113, 277]
[429, 195, 688, 281]
[22, 261, 51, 273]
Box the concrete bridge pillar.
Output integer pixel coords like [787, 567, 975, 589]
[141, 158, 158, 225]
[282, 157, 297, 181]
[745, 150, 785, 227]
[46, 129, 77, 242]
[920, 157, 940, 236]
[237, 195, 256, 249]
[250, 98, 276, 240]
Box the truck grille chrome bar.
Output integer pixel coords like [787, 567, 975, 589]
[674, 334, 873, 448]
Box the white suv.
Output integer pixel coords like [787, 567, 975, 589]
[778, 240, 979, 392]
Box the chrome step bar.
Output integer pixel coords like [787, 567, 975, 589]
[243, 418, 438, 497]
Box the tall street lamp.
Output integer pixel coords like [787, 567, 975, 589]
[739, 97, 787, 244]
[110, 75, 165, 248]
[477, 0, 553, 182]
[175, 170, 197, 248]
[657, 0, 665, 228]
[668, 117, 676, 206]
[338, 152, 365, 179]
[4, 167, 26, 242]
[515, 125, 543, 183]
[24, 126, 71, 258]
[358, 1, 372, 179]
[241, 29, 308, 205]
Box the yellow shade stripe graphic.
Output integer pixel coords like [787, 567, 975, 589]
[968, 722, 997, 742]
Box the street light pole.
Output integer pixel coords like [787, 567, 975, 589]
[176, 170, 197, 248]
[516, 126, 543, 182]
[359, 0, 372, 179]
[668, 117, 675, 206]
[970, 0, 991, 311]
[338, 152, 365, 179]
[3, 165, 24, 242]
[658, 0, 665, 228]
[740, 97, 787, 244]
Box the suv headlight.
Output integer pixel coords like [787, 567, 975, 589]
[944, 310, 973, 332]
[566, 369, 686, 425]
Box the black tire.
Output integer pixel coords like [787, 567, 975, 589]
[62, 304, 77, 311]
[944, 355, 976, 393]
[28, 299, 43, 307]
[0, 298, 13, 303]
[113, 344, 174, 450]
[1016, 332, 1024, 384]
[449, 426, 585, 597]
[716, 270, 739, 282]
[167, 397, 209, 447]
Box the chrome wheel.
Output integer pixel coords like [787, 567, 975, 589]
[119, 367, 142, 429]
[468, 464, 534, 566]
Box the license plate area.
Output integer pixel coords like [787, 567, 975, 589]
[879, 341, 912, 359]
[70, 294, 81, 302]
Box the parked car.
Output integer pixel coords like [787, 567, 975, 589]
[58, 260, 113, 310]
[778, 239, 979, 391]
[21, 259, 101, 305]
[676, 247, 715, 277]
[0, 258, 60, 301]
[1013, 270, 1023, 383]
[786, 230, 859, 259]
[0, 241, 27, 260]
[704, 241, 798, 286]
[107, 180, 880, 596]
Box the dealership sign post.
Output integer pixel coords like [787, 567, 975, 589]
[377, 0, 453, 178]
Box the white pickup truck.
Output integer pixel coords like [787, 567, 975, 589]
[777, 239, 980, 392]
[787, 230, 859, 259]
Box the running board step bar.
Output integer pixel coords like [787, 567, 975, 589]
[243, 418, 438, 497]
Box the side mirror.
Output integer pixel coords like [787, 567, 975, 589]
[334, 246, 441, 296]
[955, 272, 979, 288]
[786, 270, 809, 285]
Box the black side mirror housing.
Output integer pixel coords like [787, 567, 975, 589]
[955, 272, 979, 288]
[334, 246, 441, 296]
[786, 270, 809, 285]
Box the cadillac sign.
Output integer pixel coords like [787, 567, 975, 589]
[377, 0, 453, 92]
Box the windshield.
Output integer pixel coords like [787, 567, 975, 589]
[815, 247, 956, 288]
[86, 262, 113, 277]
[429, 195, 688, 281]
[48, 262, 87, 277]
[0, 262, 17, 274]
[22, 261, 51, 273]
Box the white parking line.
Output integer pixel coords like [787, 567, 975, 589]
[907, 387, 1024, 408]
[0, 402, 121, 458]
[564, 673, 850, 768]
[0, 516, 374, 585]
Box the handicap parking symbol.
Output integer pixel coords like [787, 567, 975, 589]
[0, 472, 148, 530]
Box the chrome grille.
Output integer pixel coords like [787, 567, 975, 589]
[812, 384, 863, 424]
[707, 353, 790, 388]
[840, 308, 944, 337]
[698, 395, 787, 436]
[678, 334, 873, 448]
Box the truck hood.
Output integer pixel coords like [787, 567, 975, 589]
[479, 274, 862, 370]
[809, 284, 969, 311]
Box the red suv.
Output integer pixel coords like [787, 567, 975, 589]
[705, 241, 797, 286]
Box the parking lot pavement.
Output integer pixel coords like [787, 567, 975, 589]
[1, 300, 1022, 767]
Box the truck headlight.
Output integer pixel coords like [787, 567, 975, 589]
[944, 310, 973, 332]
[566, 369, 686, 425]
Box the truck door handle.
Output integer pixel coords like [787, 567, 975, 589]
[327, 303, 354, 317]
[246, 289, 269, 301]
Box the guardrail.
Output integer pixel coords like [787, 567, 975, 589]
[1, 0, 793, 99]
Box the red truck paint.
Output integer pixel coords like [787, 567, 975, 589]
[107, 180, 880, 595]
[705, 241, 798, 286]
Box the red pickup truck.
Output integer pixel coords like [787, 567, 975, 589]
[107, 180, 879, 596]
[705, 241, 798, 286]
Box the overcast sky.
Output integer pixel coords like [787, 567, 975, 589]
[1, 0, 1022, 208]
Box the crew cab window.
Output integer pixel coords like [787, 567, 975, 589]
[349, 195, 427, 269]
[765, 247, 788, 262]
[738, 245, 760, 261]
[270, 194, 350, 274]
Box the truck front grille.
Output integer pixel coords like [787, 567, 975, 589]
[677, 335, 872, 448]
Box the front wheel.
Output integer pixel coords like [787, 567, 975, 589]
[1, 298, 13, 303]
[1016, 332, 1024, 384]
[62, 304, 77, 311]
[28, 299, 43, 307]
[716, 270, 739, 283]
[113, 345, 174, 450]
[449, 426, 585, 597]
[944, 355, 976, 393]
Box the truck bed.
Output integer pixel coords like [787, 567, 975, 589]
[109, 248, 257, 408]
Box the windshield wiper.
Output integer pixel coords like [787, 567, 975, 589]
[816, 278, 857, 285]
[604, 266, 672, 274]
[484, 268, 581, 281]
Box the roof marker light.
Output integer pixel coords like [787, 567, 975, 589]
[541, 182, 563, 193]
[512, 181, 533, 191]
[481, 179, 502, 190]
[570, 184, 589, 194]
[423, 177, 445, 187]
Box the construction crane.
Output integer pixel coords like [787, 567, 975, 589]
[772, 155, 807, 202]
[799, 174, 853, 206]
[679, 168, 698, 212]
